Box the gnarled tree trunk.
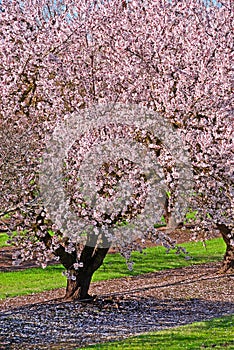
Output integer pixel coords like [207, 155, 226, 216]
[64, 245, 110, 300]
[217, 223, 234, 273]
[40, 228, 110, 301]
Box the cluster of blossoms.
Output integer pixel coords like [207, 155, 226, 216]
[63, 123, 172, 241]
[40, 105, 191, 253]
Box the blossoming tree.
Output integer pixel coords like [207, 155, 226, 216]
[0, 0, 233, 300]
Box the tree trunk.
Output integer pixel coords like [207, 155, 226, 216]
[65, 269, 94, 300]
[64, 246, 110, 300]
[217, 223, 234, 273]
[164, 197, 183, 229]
[38, 224, 110, 300]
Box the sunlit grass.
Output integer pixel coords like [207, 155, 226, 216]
[0, 265, 66, 299]
[0, 238, 225, 299]
[0, 233, 9, 247]
[95, 237, 225, 280]
[79, 315, 234, 350]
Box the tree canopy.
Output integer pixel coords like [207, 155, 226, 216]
[0, 0, 233, 299]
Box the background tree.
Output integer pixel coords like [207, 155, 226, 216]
[0, 0, 233, 300]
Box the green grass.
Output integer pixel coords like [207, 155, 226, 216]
[0, 265, 67, 299]
[0, 238, 225, 299]
[96, 237, 225, 280]
[0, 233, 9, 247]
[78, 315, 234, 349]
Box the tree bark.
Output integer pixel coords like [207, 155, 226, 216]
[40, 227, 110, 301]
[217, 223, 234, 273]
[64, 246, 110, 300]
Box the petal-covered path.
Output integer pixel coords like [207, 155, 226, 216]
[0, 262, 233, 349]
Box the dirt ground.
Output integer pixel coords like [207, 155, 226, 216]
[0, 262, 233, 349]
[0, 229, 233, 349]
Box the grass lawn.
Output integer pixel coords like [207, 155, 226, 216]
[0, 238, 225, 299]
[0, 233, 10, 248]
[78, 315, 234, 350]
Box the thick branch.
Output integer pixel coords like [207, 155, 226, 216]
[90, 247, 110, 273]
[36, 231, 77, 270]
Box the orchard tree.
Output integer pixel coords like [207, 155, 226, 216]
[0, 0, 233, 300]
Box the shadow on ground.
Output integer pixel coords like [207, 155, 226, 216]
[0, 295, 233, 350]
